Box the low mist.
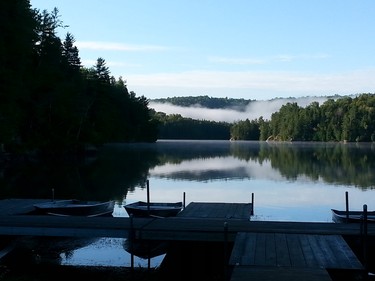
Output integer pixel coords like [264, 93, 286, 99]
[149, 96, 332, 122]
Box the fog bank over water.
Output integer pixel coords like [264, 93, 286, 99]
[149, 96, 335, 122]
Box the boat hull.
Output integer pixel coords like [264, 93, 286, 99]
[331, 209, 375, 223]
[124, 201, 183, 218]
[33, 199, 115, 217]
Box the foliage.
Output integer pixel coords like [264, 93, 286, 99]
[151, 94, 375, 142]
[155, 113, 231, 140]
[152, 95, 253, 111]
[0, 2, 158, 156]
[230, 119, 260, 141]
[261, 94, 375, 142]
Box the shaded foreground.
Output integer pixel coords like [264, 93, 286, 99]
[1, 238, 375, 281]
[0, 264, 163, 281]
[0, 241, 230, 281]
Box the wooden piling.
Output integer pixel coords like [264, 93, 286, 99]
[223, 221, 228, 281]
[183, 192, 186, 209]
[146, 180, 150, 215]
[251, 193, 254, 216]
[129, 214, 134, 270]
[363, 204, 368, 273]
[345, 191, 349, 221]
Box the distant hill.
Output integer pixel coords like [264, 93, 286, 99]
[151, 94, 346, 112]
[151, 93, 375, 142]
[151, 95, 254, 111]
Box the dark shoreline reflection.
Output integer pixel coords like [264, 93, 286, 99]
[0, 141, 374, 201]
[149, 140, 375, 189]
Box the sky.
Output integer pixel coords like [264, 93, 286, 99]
[30, 0, 375, 121]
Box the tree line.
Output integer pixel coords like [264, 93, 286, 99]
[260, 94, 375, 142]
[155, 94, 375, 142]
[153, 95, 252, 111]
[154, 112, 231, 140]
[1, 1, 158, 157]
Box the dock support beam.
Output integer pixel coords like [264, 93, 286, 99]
[223, 222, 228, 281]
[129, 214, 134, 270]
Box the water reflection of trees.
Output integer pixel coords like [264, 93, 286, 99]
[0, 144, 160, 200]
[153, 141, 375, 189]
[232, 142, 375, 189]
[1, 141, 374, 199]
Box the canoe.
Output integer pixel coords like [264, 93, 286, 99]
[331, 209, 375, 223]
[124, 201, 183, 218]
[33, 199, 115, 217]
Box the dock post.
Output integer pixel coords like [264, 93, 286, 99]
[146, 180, 150, 215]
[183, 192, 186, 209]
[362, 204, 368, 274]
[345, 191, 349, 221]
[129, 214, 134, 271]
[251, 193, 254, 216]
[223, 222, 228, 281]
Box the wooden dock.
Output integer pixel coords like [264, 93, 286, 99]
[0, 199, 373, 239]
[178, 202, 253, 219]
[229, 232, 365, 281]
[0, 199, 372, 280]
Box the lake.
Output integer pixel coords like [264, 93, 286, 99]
[1, 140, 375, 269]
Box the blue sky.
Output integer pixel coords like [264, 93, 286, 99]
[30, 0, 375, 102]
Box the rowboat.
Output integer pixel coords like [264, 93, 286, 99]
[331, 209, 375, 223]
[33, 199, 115, 217]
[124, 201, 183, 218]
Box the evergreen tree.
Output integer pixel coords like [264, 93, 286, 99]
[0, 0, 37, 151]
[62, 32, 81, 71]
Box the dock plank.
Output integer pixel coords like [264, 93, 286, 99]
[287, 234, 307, 267]
[230, 266, 333, 281]
[229, 232, 365, 281]
[229, 232, 364, 270]
[299, 233, 319, 268]
[275, 233, 291, 267]
[265, 233, 277, 266]
[178, 202, 252, 220]
[254, 232, 266, 266]
[326, 235, 364, 269]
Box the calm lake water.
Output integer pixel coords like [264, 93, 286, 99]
[2, 140, 375, 268]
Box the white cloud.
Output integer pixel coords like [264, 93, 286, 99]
[273, 53, 330, 62]
[76, 41, 169, 52]
[208, 53, 330, 65]
[208, 56, 266, 65]
[127, 69, 375, 97]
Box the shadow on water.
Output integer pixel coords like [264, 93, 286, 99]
[156, 241, 233, 281]
[1, 141, 375, 201]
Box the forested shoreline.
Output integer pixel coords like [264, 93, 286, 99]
[1, 2, 374, 160]
[154, 94, 375, 142]
[1, 1, 158, 157]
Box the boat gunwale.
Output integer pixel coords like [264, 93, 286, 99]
[331, 208, 375, 222]
[34, 200, 114, 209]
